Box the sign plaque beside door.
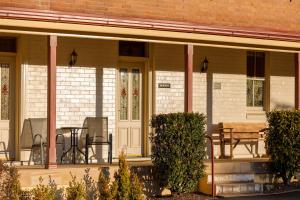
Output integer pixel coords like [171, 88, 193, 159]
[158, 83, 171, 88]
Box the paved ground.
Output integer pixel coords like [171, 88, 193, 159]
[223, 191, 300, 200]
[149, 191, 300, 200]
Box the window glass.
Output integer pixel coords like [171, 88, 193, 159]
[1, 64, 9, 120]
[132, 69, 140, 120]
[246, 51, 265, 107]
[120, 68, 128, 120]
[255, 52, 265, 77]
[0, 37, 16, 53]
[119, 41, 146, 57]
[247, 52, 255, 77]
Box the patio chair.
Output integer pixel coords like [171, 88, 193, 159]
[20, 118, 65, 165]
[82, 117, 112, 164]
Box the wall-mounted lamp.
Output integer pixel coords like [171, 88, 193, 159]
[201, 57, 209, 73]
[69, 49, 78, 67]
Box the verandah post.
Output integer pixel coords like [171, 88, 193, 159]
[295, 53, 300, 110]
[185, 44, 193, 113]
[46, 35, 57, 169]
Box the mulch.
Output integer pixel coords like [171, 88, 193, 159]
[147, 193, 215, 200]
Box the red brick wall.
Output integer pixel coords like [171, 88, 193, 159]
[0, 0, 299, 34]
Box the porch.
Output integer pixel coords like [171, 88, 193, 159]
[14, 158, 271, 196]
[0, 24, 299, 166]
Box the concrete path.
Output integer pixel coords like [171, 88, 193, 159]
[224, 191, 300, 200]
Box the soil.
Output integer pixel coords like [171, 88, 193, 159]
[147, 193, 214, 200]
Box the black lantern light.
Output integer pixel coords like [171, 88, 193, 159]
[69, 49, 78, 67]
[201, 57, 209, 73]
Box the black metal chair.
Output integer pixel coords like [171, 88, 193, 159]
[83, 117, 112, 164]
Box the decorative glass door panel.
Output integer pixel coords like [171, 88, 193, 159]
[119, 69, 128, 121]
[0, 56, 15, 160]
[132, 69, 140, 121]
[117, 64, 143, 156]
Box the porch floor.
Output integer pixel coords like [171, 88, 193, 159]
[11, 157, 271, 189]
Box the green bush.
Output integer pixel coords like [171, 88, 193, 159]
[266, 110, 300, 185]
[30, 176, 57, 200]
[0, 160, 21, 200]
[65, 174, 86, 200]
[98, 170, 111, 200]
[151, 112, 206, 193]
[110, 152, 144, 200]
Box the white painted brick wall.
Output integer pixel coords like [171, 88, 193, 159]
[154, 45, 294, 158]
[22, 36, 296, 160]
[24, 36, 118, 160]
[270, 52, 295, 110]
[154, 43, 185, 113]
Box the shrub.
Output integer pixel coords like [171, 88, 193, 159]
[266, 110, 300, 184]
[110, 152, 144, 200]
[129, 174, 143, 200]
[98, 170, 110, 199]
[83, 168, 99, 200]
[151, 112, 206, 193]
[65, 174, 86, 200]
[0, 160, 21, 200]
[30, 176, 57, 200]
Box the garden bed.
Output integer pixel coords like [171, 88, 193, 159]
[148, 193, 212, 200]
[263, 182, 300, 194]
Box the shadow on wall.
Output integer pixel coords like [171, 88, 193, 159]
[21, 35, 118, 163]
[271, 101, 295, 110]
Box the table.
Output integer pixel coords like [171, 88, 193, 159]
[60, 127, 87, 164]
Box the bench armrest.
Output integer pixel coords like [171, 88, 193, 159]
[219, 128, 234, 131]
[259, 128, 269, 132]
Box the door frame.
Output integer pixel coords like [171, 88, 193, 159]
[115, 56, 149, 158]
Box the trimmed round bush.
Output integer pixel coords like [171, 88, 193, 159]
[150, 112, 206, 193]
[266, 110, 300, 184]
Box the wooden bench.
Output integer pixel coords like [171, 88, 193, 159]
[218, 122, 266, 159]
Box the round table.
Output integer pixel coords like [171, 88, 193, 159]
[60, 127, 87, 164]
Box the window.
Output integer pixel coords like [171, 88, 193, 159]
[119, 41, 146, 57]
[247, 52, 265, 107]
[0, 37, 16, 53]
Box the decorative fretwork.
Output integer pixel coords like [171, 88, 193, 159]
[132, 69, 140, 120]
[1, 64, 9, 120]
[120, 68, 128, 120]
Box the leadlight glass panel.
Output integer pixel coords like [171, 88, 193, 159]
[1, 64, 9, 120]
[120, 68, 128, 120]
[132, 69, 140, 120]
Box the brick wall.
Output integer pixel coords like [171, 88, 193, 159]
[154, 44, 295, 157]
[23, 35, 117, 160]
[270, 52, 295, 110]
[21, 36, 296, 159]
[1, 1, 300, 33]
[154, 43, 185, 114]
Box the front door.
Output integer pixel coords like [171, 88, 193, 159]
[117, 63, 143, 156]
[0, 56, 15, 160]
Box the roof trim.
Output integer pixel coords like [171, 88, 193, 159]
[0, 7, 300, 43]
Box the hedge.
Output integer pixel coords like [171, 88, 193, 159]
[266, 110, 300, 184]
[150, 112, 206, 193]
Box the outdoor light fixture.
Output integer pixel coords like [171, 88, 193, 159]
[69, 49, 78, 67]
[201, 57, 209, 73]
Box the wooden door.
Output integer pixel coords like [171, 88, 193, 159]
[117, 63, 143, 156]
[0, 56, 15, 160]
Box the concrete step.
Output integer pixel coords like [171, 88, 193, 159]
[207, 173, 254, 184]
[216, 182, 263, 196]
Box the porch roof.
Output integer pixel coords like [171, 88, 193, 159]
[0, 8, 300, 52]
